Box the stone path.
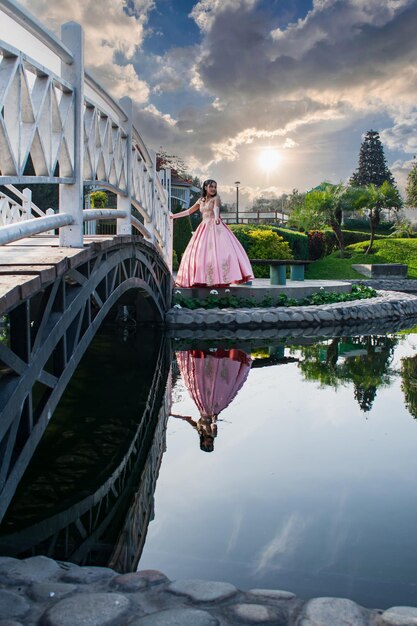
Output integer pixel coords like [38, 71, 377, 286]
[0, 556, 416, 625]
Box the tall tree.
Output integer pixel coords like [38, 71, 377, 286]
[406, 159, 417, 207]
[350, 130, 395, 188]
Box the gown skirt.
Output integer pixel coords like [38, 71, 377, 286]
[176, 218, 254, 288]
[176, 348, 252, 418]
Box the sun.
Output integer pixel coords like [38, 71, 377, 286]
[258, 148, 282, 172]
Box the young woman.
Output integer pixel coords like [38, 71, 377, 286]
[170, 179, 253, 288]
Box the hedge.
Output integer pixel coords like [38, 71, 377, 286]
[247, 230, 293, 277]
[172, 208, 193, 260]
[229, 224, 308, 259]
[343, 218, 394, 234]
[322, 229, 386, 255]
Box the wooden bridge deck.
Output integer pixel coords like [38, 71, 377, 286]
[0, 235, 126, 315]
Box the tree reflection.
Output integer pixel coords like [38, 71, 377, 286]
[401, 355, 417, 419]
[298, 335, 398, 412]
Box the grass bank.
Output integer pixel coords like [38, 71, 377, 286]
[306, 238, 417, 280]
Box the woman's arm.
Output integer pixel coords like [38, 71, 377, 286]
[214, 195, 221, 224]
[170, 199, 201, 220]
[170, 413, 198, 429]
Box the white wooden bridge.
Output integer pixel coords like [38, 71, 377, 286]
[0, 0, 174, 521]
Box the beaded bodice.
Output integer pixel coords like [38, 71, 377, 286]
[199, 197, 217, 223]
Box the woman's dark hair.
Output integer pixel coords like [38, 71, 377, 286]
[200, 434, 214, 453]
[201, 179, 217, 199]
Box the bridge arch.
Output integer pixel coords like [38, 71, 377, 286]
[0, 236, 172, 520]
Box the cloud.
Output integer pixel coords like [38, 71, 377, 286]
[391, 157, 416, 191]
[191, 0, 417, 108]
[190, 0, 258, 33]
[381, 112, 417, 154]
[254, 513, 308, 574]
[19, 0, 153, 103]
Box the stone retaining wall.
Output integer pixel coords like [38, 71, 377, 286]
[349, 279, 417, 292]
[0, 556, 416, 625]
[166, 291, 417, 330]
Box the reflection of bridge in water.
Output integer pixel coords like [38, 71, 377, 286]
[0, 331, 172, 573]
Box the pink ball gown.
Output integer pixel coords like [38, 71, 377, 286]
[176, 348, 252, 418]
[175, 196, 253, 288]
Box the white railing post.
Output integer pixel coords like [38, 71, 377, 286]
[22, 188, 31, 220]
[146, 149, 157, 245]
[59, 22, 84, 247]
[166, 213, 173, 271]
[117, 97, 132, 235]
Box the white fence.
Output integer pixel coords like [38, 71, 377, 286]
[0, 0, 171, 266]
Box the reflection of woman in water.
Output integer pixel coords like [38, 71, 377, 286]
[170, 412, 218, 453]
[171, 348, 252, 452]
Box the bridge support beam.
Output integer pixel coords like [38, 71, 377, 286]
[117, 97, 133, 235]
[59, 22, 85, 248]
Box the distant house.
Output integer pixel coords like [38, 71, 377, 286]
[157, 167, 200, 211]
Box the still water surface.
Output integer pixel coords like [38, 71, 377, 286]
[2, 327, 417, 609]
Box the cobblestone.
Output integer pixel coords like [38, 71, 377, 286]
[28, 582, 77, 602]
[167, 579, 237, 602]
[41, 592, 130, 626]
[297, 597, 369, 626]
[0, 558, 416, 625]
[60, 566, 115, 584]
[229, 603, 286, 623]
[0, 556, 61, 585]
[248, 589, 296, 600]
[377, 606, 417, 625]
[0, 591, 30, 619]
[130, 608, 219, 625]
[137, 570, 170, 586]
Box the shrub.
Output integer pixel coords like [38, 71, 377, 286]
[229, 224, 308, 259]
[172, 249, 179, 271]
[247, 229, 293, 277]
[308, 230, 325, 260]
[172, 207, 193, 260]
[90, 190, 107, 208]
[274, 227, 308, 259]
[228, 225, 253, 252]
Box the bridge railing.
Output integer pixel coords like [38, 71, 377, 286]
[0, 0, 172, 267]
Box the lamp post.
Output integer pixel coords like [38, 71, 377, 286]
[234, 181, 240, 224]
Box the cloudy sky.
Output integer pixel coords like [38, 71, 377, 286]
[20, 0, 417, 207]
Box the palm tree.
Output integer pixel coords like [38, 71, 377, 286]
[353, 181, 403, 254]
[304, 183, 360, 258]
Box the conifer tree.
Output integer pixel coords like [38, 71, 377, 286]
[350, 130, 395, 187]
[406, 159, 417, 206]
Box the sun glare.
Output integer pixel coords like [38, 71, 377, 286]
[258, 148, 282, 172]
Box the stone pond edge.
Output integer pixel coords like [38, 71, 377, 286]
[0, 555, 416, 626]
[165, 289, 417, 330]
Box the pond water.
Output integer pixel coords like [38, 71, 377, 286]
[2, 325, 417, 609]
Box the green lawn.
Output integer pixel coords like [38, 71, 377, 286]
[306, 238, 417, 280]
